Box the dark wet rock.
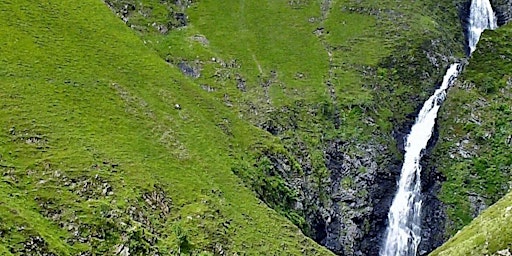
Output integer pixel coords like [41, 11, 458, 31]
[257, 138, 392, 255]
[178, 61, 201, 78]
[491, 0, 512, 26]
[322, 140, 397, 256]
[418, 162, 448, 254]
[172, 12, 188, 27]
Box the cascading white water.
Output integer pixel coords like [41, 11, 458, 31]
[468, 0, 498, 54]
[381, 1, 498, 255]
[380, 64, 460, 256]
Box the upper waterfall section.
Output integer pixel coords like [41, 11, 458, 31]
[468, 0, 498, 54]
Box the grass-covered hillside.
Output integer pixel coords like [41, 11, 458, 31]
[4, 0, 509, 255]
[0, 0, 335, 254]
[431, 22, 512, 254]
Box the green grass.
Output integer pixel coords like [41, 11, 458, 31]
[188, 0, 329, 97]
[0, 0, 333, 254]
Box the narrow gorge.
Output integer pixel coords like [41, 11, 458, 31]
[382, 0, 502, 255]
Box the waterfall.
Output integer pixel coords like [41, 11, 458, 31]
[380, 1, 498, 255]
[380, 64, 460, 256]
[468, 0, 498, 54]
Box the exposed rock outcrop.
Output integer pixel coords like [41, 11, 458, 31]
[321, 140, 381, 255]
[491, 0, 512, 25]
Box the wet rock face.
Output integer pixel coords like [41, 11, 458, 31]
[418, 161, 448, 255]
[319, 139, 412, 256]
[491, 0, 512, 26]
[258, 138, 394, 255]
[297, 139, 398, 255]
[321, 140, 379, 255]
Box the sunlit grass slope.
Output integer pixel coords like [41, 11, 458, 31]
[430, 192, 512, 255]
[0, 1, 333, 255]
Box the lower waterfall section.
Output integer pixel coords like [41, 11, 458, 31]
[381, 0, 499, 255]
[380, 64, 460, 256]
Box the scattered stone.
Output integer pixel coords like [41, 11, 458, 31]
[313, 27, 325, 36]
[224, 94, 233, 107]
[13, 236, 56, 256]
[235, 74, 246, 92]
[142, 186, 172, 217]
[201, 84, 216, 92]
[496, 248, 512, 256]
[152, 22, 169, 34]
[175, 0, 194, 9]
[190, 34, 210, 46]
[178, 61, 201, 78]
[468, 193, 488, 218]
[114, 244, 130, 256]
[173, 12, 188, 27]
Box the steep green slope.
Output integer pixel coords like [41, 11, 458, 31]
[430, 192, 512, 255]
[0, 1, 333, 255]
[431, 22, 512, 254]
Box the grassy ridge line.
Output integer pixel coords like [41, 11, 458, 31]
[430, 192, 512, 255]
[0, 0, 332, 254]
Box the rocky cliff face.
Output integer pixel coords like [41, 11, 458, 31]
[492, 0, 512, 25]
